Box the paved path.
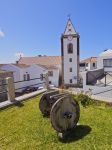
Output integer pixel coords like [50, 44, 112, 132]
[0, 89, 46, 109]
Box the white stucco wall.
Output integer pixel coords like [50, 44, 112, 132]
[97, 55, 112, 72]
[20, 64, 46, 88]
[0, 64, 60, 92]
[63, 37, 78, 85]
[48, 69, 59, 87]
[0, 65, 21, 91]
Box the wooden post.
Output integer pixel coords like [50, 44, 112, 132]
[6, 77, 15, 102]
[43, 73, 50, 90]
[105, 72, 106, 87]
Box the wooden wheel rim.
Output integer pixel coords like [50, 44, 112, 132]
[50, 95, 80, 133]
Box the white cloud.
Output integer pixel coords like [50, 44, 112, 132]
[15, 52, 24, 60]
[0, 29, 5, 38]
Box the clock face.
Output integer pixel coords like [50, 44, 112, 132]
[68, 35, 73, 41]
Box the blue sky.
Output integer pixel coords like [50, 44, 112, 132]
[0, 0, 112, 63]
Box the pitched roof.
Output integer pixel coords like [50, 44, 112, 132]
[80, 57, 97, 63]
[0, 64, 30, 69]
[18, 56, 61, 66]
[99, 49, 112, 57]
[64, 19, 77, 35]
[12, 64, 30, 68]
[37, 64, 58, 70]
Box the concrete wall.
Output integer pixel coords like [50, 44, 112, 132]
[86, 68, 104, 85]
[81, 71, 112, 99]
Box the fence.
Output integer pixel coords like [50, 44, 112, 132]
[0, 73, 49, 103]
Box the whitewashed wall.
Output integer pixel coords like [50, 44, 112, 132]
[97, 56, 112, 72]
[0, 64, 21, 91]
[21, 64, 46, 88]
[48, 69, 59, 87]
[63, 37, 78, 84]
[0, 64, 60, 92]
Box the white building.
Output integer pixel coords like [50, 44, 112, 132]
[97, 49, 112, 72]
[0, 64, 44, 92]
[18, 56, 61, 87]
[80, 57, 97, 71]
[61, 19, 80, 86]
[0, 63, 60, 92]
[39, 65, 60, 87]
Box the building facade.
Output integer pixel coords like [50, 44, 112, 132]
[97, 49, 112, 72]
[80, 57, 97, 71]
[61, 19, 80, 87]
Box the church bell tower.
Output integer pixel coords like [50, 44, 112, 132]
[61, 19, 80, 87]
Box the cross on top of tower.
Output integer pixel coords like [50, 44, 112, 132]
[67, 14, 71, 20]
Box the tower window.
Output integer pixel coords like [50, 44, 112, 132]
[69, 58, 72, 62]
[68, 43, 73, 53]
[49, 81, 52, 84]
[70, 68, 72, 72]
[70, 79, 72, 83]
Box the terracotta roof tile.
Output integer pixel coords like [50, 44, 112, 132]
[37, 64, 58, 70]
[80, 57, 97, 63]
[18, 56, 61, 66]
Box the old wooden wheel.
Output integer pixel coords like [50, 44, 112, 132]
[50, 95, 80, 133]
[39, 90, 59, 116]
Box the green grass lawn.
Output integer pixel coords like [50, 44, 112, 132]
[0, 95, 112, 150]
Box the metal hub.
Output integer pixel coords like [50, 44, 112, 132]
[63, 112, 73, 119]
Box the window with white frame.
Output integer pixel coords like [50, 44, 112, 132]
[103, 59, 112, 67]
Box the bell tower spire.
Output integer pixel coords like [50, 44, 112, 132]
[61, 19, 80, 87]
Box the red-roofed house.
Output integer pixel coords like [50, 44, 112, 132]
[80, 57, 97, 71]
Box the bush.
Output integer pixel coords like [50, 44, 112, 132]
[75, 93, 94, 107]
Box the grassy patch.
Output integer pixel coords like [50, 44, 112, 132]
[0, 95, 112, 150]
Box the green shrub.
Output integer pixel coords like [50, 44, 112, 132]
[75, 93, 94, 107]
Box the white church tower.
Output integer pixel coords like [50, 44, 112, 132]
[61, 19, 80, 87]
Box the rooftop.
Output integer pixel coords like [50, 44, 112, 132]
[80, 57, 97, 63]
[18, 56, 61, 66]
[99, 49, 112, 57]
